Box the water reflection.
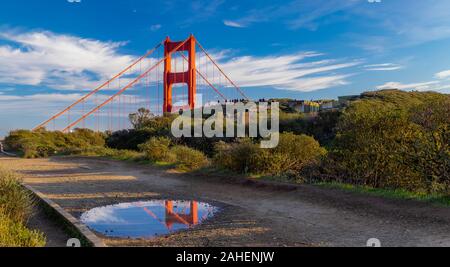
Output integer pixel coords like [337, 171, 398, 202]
[80, 200, 218, 239]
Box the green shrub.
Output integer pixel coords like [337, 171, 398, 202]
[213, 139, 262, 174]
[324, 90, 450, 194]
[139, 137, 175, 163]
[270, 133, 327, 176]
[0, 210, 46, 247]
[0, 169, 34, 223]
[106, 115, 177, 151]
[171, 146, 209, 171]
[214, 134, 326, 178]
[5, 129, 106, 158]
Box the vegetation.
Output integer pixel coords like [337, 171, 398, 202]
[317, 182, 450, 206]
[5, 128, 105, 158]
[0, 169, 34, 223]
[4, 89, 449, 200]
[106, 114, 175, 151]
[129, 108, 155, 130]
[214, 133, 326, 179]
[321, 90, 449, 194]
[139, 137, 209, 171]
[0, 210, 46, 247]
[69, 146, 144, 162]
[139, 137, 175, 163]
[0, 168, 46, 247]
[170, 145, 209, 171]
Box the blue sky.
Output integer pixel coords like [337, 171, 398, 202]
[1, 0, 450, 136]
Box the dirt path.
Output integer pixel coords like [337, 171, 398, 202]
[27, 206, 71, 247]
[3, 156, 450, 247]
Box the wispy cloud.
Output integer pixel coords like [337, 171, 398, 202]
[0, 28, 361, 94]
[223, 20, 246, 28]
[0, 93, 83, 102]
[210, 51, 360, 92]
[376, 67, 450, 93]
[224, 0, 450, 52]
[183, 0, 225, 25]
[351, 0, 450, 51]
[0, 93, 85, 118]
[222, 0, 360, 30]
[150, 24, 162, 32]
[0, 28, 136, 90]
[377, 81, 439, 91]
[364, 63, 403, 71]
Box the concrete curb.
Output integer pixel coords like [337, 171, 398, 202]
[1, 151, 17, 157]
[0, 141, 17, 157]
[23, 184, 106, 247]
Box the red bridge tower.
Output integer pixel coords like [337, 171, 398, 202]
[164, 35, 197, 113]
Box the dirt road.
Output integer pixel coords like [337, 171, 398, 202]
[2, 156, 450, 247]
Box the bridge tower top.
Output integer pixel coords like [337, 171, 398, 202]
[163, 35, 197, 113]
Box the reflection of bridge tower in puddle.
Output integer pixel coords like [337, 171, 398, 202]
[165, 201, 198, 230]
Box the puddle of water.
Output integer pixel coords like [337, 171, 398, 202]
[80, 200, 218, 239]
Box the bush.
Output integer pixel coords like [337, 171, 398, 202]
[171, 146, 209, 171]
[106, 129, 152, 151]
[213, 139, 262, 174]
[0, 210, 46, 247]
[0, 169, 34, 223]
[139, 137, 175, 163]
[323, 90, 450, 193]
[214, 133, 326, 178]
[5, 129, 106, 158]
[140, 137, 208, 170]
[106, 115, 177, 150]
[270, 133, 327, 177]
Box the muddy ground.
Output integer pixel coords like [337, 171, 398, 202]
[2, 155, 450, 247]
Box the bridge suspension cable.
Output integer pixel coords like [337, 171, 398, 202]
[61, 39, 189, 132]
[33, 35, 248, 133]
[33, 41, 164, 131]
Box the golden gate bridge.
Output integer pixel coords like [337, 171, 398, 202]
[33, 35, 249, 133]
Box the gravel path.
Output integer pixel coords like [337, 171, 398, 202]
[3, 156, 450, 247]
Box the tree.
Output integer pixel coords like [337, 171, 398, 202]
[129, 108, 154, 130]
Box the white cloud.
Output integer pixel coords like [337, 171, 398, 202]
[377, 81, 438, 91]
[223, 20, 246, 28]
[0, 93, 83, 103]
[222, 0, 360, 30]
[0, 28, 360, 96]
[0, 93, 85, 117]
[376, 81, 444, 92]
[364, 63, 403, 71]
[227, 0, 450, 50]
[213, 52, 360, 92]
[0, 93, 82, 105]
[0, 29, 136, 90]
[377, 67, 450, 93]
[435, 70, 450, 79]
